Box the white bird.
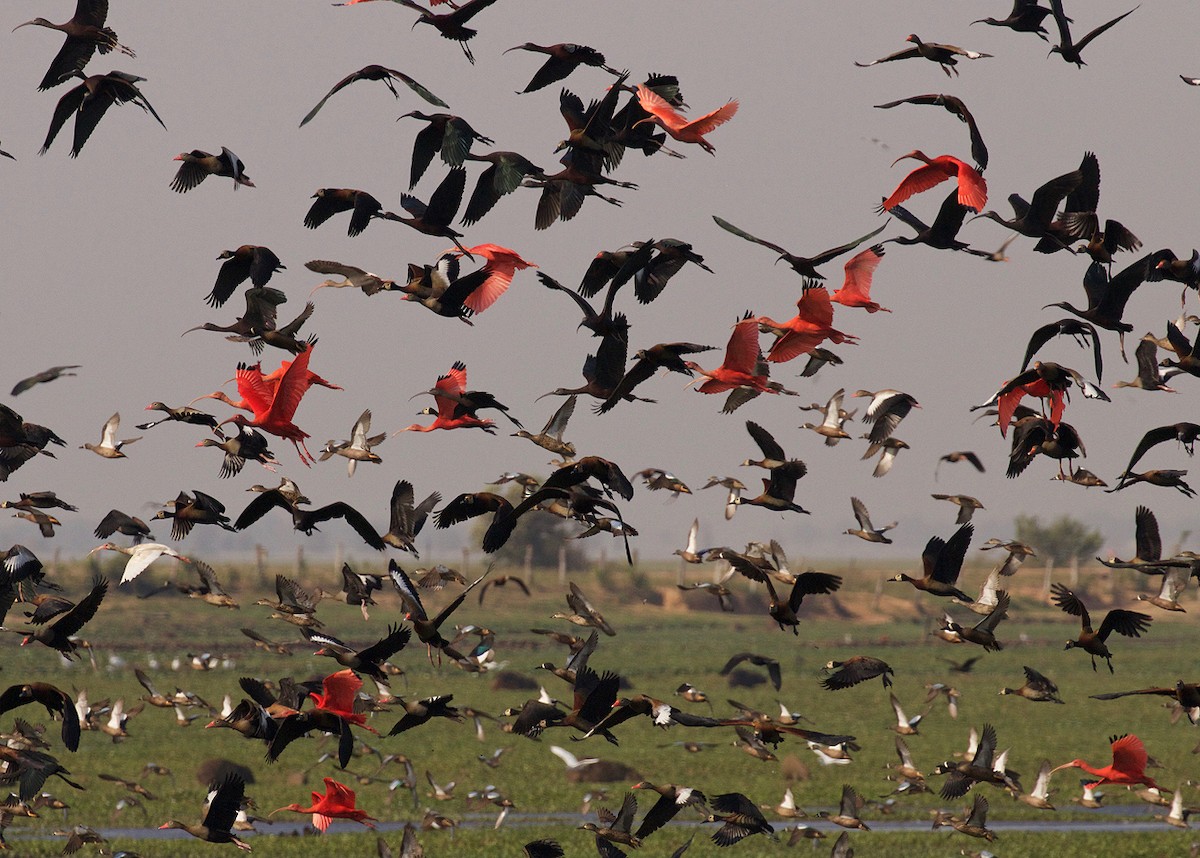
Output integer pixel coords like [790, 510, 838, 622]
[799, 388, 853, 445]
[80, 413, 141, 458]
[1157, 784, 1190, 829]
[889, 693, 922, 735]
[549, 745, 599, 771]
[674, 518, 704, 563]
[88, 542, 190, 584]
[807, 741, 852, 766]
[1019, 759, 1056, 810]
[317, 409, 385, 477]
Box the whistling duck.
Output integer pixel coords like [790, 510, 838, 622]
[1051, 582, 1152, 672]
[931, 493, 985, 525]
[815, 784, 869, 831]
[845, 497, 896, 543]
[933, 724, 1016, 798]
[889, 524, 973, 600]
[170, 148, 254, 192]
[304, 624, 410, 682]
[158, 773, 250, 850]
[821, 656, 893, 690]
[578, 793, 640, 848]
[0, 683, 80, 751]
[388, 561, 486, 661]
[80, 413, 139, 458]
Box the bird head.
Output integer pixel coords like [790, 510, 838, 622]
[1051, 760, 1083, 774]
[1063, 640, 1076, 651]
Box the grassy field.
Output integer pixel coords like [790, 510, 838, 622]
[4, 555, 1200, 857]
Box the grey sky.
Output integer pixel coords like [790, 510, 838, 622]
[0, 1, 1192, 568]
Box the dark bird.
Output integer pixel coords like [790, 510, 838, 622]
[234, 487, 384, 550]
[1114, 423, 1200, 488]
[170, 148, 253, 193]
[814, 784, 869, 831]
[1046, 254, 1161, 361]
[93, 509, 151, 541]
[136, 401, 218, 433]
[821, 656, 893, 690]
[300, 65, 447, 127]
[972, 0, 1057, 40]
[157, 773, 251, 850]
[1051, 582, 1151, 672]
[195, 426, 277, 479]
[18, 576, 107, 659]
[506, 42, 618, 94]
[889, 524, 973, 601]
[933, 723, 1016, 799]
[336, 563, 382, 621]
[1095, 505, 1187, 571]
[379, 168, 472, 256]
[936, 450, 985, 478]
[460, 150, 547, 226]
[0, 491, 77, 513]
[874, 93, 988, 170]
[0, 747, 84, 803]
[207, 246, 284, 308]
[388, 560, 487, 661]
[305, 189, 385, 237]
[305, 624, 411, 683]
[153, 490, 233, 541]
[970, 162, 1085, 250]
[1158, 321, 1200, 381]
[855, 34, 992, 76]
[387, 695, 462, 735]
[1000, 665, 1064, 703]
[0, 683, 80, 752]
[706, 792, 776, 846]
[40, 70, 165, 157]
[1048, 0, 1138, 67]
[1090, 681, 1200, 724]
[10, 366, 80, 397]
[720, 653, 782, 691]
[14, 1, 136, 91]
[713, 216, 886, 286]
[306, 259, 394, 297]
[1109, 468, 1196, 497]
[382, 480, 441, 556]
[631, 782, 707, 840]
[1022, 319, 1104, 382]
[942, 591, 1009, 651]
[884, 189, 990, 256]
[931, 494, 985, 525]
[578, 792, 640, 849]
[378, 0, 500, 65]
[399, 111, 493, 190]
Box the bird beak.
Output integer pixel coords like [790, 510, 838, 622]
[11, 20, 37, 32]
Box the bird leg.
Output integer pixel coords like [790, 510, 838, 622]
[1118, 331, 1128, 363]
[459, 41, 476, 65]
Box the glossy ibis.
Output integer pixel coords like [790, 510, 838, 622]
[40, 70, 164, 157]
[300, 65, 447, 127]
[855, 35, 992, 76]
[14, 2, 135, 91]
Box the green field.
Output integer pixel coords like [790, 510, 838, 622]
[3, 557, 1199, 857]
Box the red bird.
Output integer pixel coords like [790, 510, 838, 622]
[272, 777, 377, 832]
[396, 362, 496, 433]
[1052, 734, 1158, 789]
[757, 287, 858, 363]
[882, 150, 987, 213]
[830, 245, 889, 313]
[218, 345, 319, 465]
[451, 244, 537, 313]
[686, 314, 772, 395]
[309, 669, 378, 734]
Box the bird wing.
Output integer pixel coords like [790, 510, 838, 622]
[1097, 609, 1151, 641]
[855, 46, 922, 66]
[202, 774, 245, 834]
[711, 216, 792, 257]
[261, 343, 314, 425]
[1109, 734, 1148, 777]
[309, 502, 384, 551]
[838, 245, 885, 302]
[40, 81, 88, 154]
[1050, 583, 1091, 630]
[882, 161, 955, 211]
[931, 523, 973, 584]
[359, 624, 413, 665]
[300, 68, 371, 127]
[409, 122, 444, 189]
[233, 489, 291, 531]
[424, 167, 467, 226]
[745, 421, 785, 463]
[388, 561, 427, 621]
[49, 577, 108, 639]
[1133, 505, 1162, 561]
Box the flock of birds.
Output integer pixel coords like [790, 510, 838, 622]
[5, 0, 1200, 855]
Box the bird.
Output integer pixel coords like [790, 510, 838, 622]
[460, 149, 548, 225]
[234, 485, 384, 551]
[10, 366, 81, 397]
[271, 778, 377, 831]
[854, 389, 919, 445]
[397, 362, 497, 433]
[88, 542, 187, 585]
[170, 148, 254, 193]
[506, 42, 619, 94]
[874, 93, 988, 170]
[941, 591, 1010, 652]
[195, 426, 277, 479]
[80, 413, 139, 458]
[1022, 319, 1104, 383]
[936, 451, 985, 479]
[398, 111, 494, 190]
[152, 490, 234, 541]
[380, 168, 473, 257]
[705, 792, 776, 846]
[0, 684, 80, 752]
[881, 150, 987, 213]
[158, 773, 250, 850]
[633, 84, 738, 155]
[93, 509, 151, 542]
[933, 723, 1017, 799]
[830, 245, 889, 313]
[382, 479, 440, 556]
[1045, 253, 1160, 360]
[815, 784, 869, 831]
[821, 656, 893, 690]
[844, 497, 896, 543]
[217, 345, 319, 466]
[300, 65, 447, 127]
[1052, 734, 1159, 790]
[889, 524, 973, 601]
[931, 494, 985, 525]
[305, 188, 386, 237]
[578, 792, 641, 849]
[40, 70, 164, 157]
[306, 259, 394, 297]
[999, 665, 1064, 703]
[319, 409, 385, 477]
[855, 35, 992, 76]
[1091, 681, 1200, 723]
[373, 0, 500, 65]
[884, 189, 990, 256]
[799, 388, 854, 445]
[14, 3, 136, 91]
[714, 216, 887, 286]
[15, 576, 106, 659]
[304, 624, 410, 683]
[595, 343, 716, 415]
[388, 560, 487, 661]
[1051, 582, 1152, 672]
[1094, 505, 1184, 571]
[1048, 0, 1139, 67]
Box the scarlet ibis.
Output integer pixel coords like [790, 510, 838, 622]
[882, 151, 987, 213]
[14, 2, 136, 91]
[449, 244, 536, 313]
[158, 774, 250, 851]
[80, 413, 139, 458]
[10, 365, 80, 397]
[318, 409, 384, 477]
[1051, 582, 1151, 672]
[217, 345, 318, 465]
[633, 84, 738, 155]
[272, 777, 377, 832]
[890, 524, 973, 600]
[1048, 0, 1138, 67]
[300, 65, 447, 127]
[304, 189, 385, 237]
[506, 43, 619, 94]
[460, 150, 547, 225]
[1052, 734, 1158, 790]
[170, 148, 253, 193]
[973, 1, 1056, 39]
[829, 245, 889, 312]
[40, 70, 165, 157]
[397, 362, 496, 433]
[845, 497, 896, 543]
[758, 289, 857, 364]
[375, 0, 500, 65]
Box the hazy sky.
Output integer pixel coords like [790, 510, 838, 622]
[0, 1, 1194, 569]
